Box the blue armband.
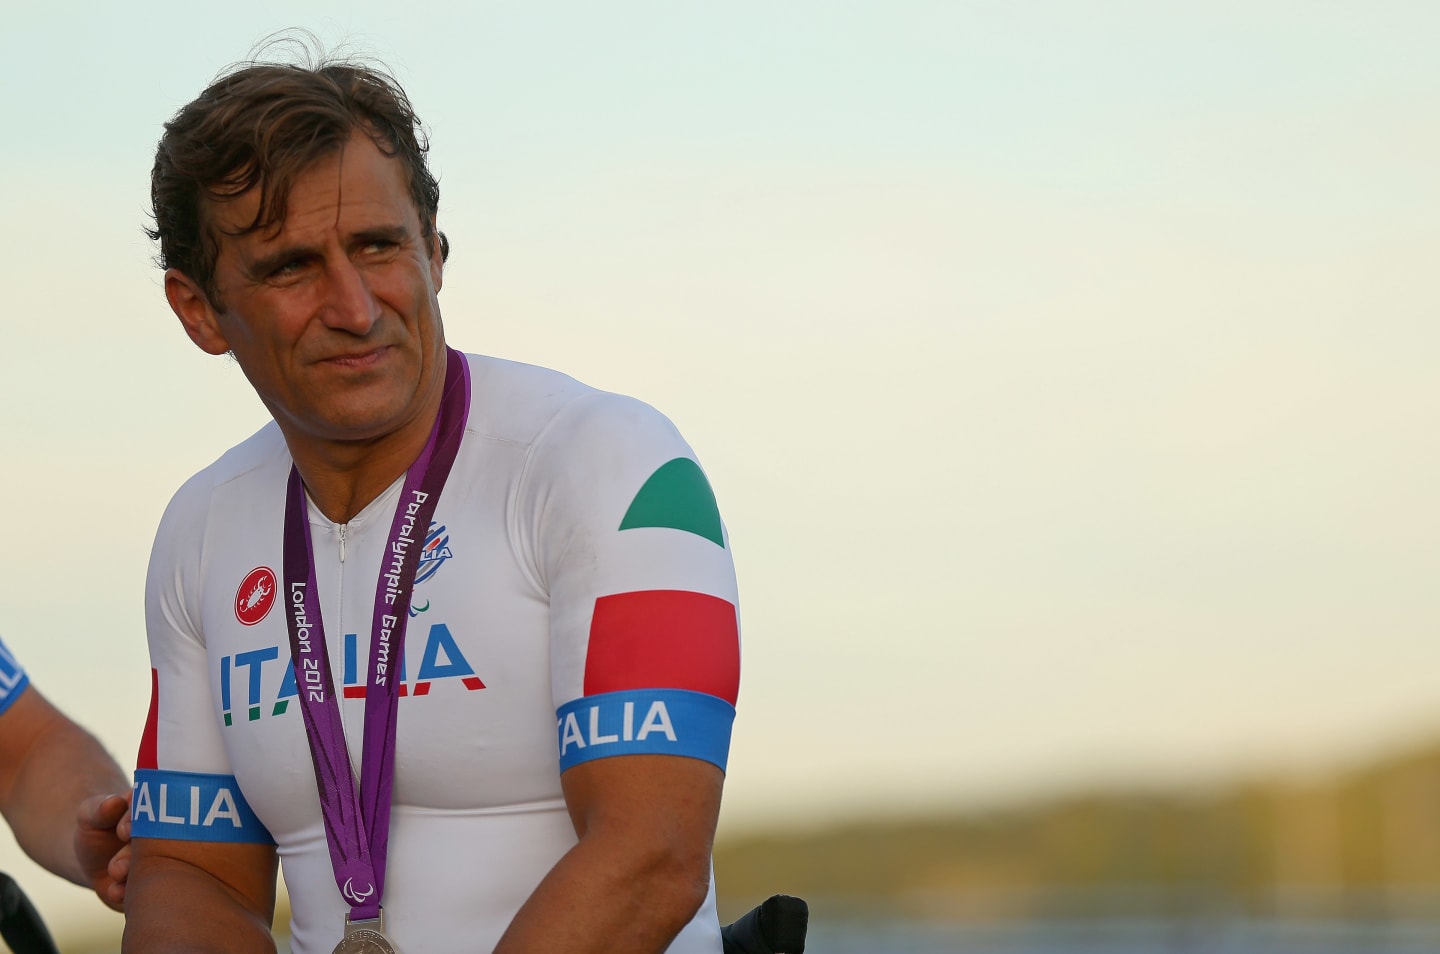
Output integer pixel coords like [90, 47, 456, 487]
[131, 769, 274, 844]
[557, 688, 735, 773]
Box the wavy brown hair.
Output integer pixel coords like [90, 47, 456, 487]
[148, 48, 448, 304]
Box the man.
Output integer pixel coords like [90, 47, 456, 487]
[0, 635, 131, 911]
[125, 50, 741, 954]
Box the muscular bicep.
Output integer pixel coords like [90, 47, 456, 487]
[561, 754, 724, 855]
[490, 756, 723, 953]
[132, 836, 278, 915]
[125, 837, 278, 952]
[0, 686, 53, 803]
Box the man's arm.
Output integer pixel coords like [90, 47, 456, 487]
[0, 685, 131, 909]
[121, 838, 278, 953]
[493, 754, 723, 954]
[512, 390, 741, 951]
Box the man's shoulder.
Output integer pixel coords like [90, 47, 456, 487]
[461, 354, 698, 483]
[160, 422, 289, 524]
[464, 352, 638, 444]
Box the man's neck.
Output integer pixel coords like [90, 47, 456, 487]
[282, 408, 441, 525]
[291, 442, 422, 525]
[271, 345, 454, 524]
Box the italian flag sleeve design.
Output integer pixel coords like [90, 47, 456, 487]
[540, 394, 740, 774]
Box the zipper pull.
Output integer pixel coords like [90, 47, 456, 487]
[339, 524, 348, 563]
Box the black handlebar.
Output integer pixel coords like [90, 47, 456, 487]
[0, 872, 60, 954]
[721, 893, 808, 954]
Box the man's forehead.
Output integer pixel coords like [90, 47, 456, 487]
[206, 136, 416, 249]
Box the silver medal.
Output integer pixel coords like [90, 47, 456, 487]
[332, 912, 397, 954]
[331, 929, 396, 954]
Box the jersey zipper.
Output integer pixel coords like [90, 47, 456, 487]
[334, 520, 362, 782]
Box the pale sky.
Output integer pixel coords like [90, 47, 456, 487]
[3, 0, 1440, 936]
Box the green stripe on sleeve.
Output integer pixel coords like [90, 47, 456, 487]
[619, 458, 725, 547]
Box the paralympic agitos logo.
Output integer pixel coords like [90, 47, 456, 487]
[219, 623, 486, 726]
[342, 878, 376, 905]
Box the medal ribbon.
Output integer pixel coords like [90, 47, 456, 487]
[282, 348, 471, 922]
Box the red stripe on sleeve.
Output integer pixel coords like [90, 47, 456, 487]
[584, 590, 740, 705]
[136, 668, 159, 770]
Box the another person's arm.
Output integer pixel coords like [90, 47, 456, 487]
[0, 651, 131, 909]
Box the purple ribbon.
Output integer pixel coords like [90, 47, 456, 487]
[282, 348, 471, 921]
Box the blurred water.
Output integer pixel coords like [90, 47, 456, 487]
[805, 917, 1440, 954]
[77, 917, 1440, 953]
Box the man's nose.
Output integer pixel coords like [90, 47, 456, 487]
[320, 259, 381, 334]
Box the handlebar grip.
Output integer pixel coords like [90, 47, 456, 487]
[721, 894, 809, 954]
[0, 872, 61, 954]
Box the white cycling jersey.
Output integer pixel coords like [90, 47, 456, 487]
[134, 353, 740, 953]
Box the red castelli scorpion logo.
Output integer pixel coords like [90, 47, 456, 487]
[234, 567, 278, 626]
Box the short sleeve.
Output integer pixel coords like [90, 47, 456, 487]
[132, 477, 272, 844]
[523, 392, 740, 773]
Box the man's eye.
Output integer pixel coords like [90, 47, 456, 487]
[270, 259, 305, 278]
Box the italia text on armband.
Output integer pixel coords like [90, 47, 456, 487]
[131, 769, 274, 844]
[556, 688, 735, 773]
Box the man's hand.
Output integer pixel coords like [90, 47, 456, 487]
[76, 792, 132, 911]
[0, 685, 131, 900]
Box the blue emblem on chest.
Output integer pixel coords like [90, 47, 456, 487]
[414, 522, 453, 586]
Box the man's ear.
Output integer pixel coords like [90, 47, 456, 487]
[429, 221, 445, 292]
[165, 269, 231, 356]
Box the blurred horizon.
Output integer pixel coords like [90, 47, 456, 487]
[27, 722, 1440, 950]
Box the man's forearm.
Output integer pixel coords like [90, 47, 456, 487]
[493, 830, 710, 954]
[4, 707, 128, 886]
[122, 849, 278, 953]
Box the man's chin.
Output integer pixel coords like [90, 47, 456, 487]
[283, 403, 421, 446]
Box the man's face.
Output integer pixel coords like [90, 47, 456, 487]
[168, 129, 446, 450]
